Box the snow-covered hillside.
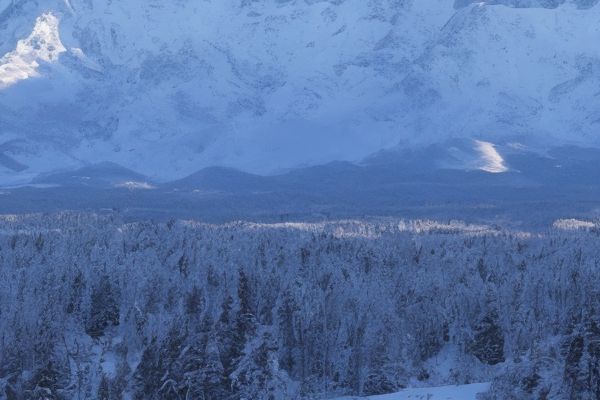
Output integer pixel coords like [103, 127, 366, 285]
[0, 0, 599, 184]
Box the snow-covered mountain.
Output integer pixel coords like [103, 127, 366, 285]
[1, 0, 599, 185]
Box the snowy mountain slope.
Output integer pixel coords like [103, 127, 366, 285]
[400, 2, 600, 146]
[0, 0, 599, 184]
[0, 12, 65, 89]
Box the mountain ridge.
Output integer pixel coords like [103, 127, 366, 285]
[1, 1, 599, 185]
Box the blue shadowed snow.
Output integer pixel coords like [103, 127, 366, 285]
[332, 383, 491, 400]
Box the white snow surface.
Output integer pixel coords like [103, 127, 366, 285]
[332, 382, 490, 400]
[0, 12, 65, 89]
[553, 218, 596, 230]
[473, 140, 508, 173]
[0, 1, 599, 183]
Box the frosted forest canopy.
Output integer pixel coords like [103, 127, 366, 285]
[1, 213, 600, 399]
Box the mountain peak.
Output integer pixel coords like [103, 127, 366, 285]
[0, 1, 599, 184]
[0, 11, 65, 89]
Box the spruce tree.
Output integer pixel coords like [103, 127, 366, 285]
[363, 335, 396, 396]
[85, 275, 120, 339]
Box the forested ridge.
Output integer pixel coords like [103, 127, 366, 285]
[0, 213, 599, 399]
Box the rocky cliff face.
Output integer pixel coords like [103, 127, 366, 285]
[0, 0, 599, 184]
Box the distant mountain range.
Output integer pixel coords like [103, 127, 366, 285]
[0, 141, 595, 226]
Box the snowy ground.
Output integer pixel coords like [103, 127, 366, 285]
[332, 383, 490, 400]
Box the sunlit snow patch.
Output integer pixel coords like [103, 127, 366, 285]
[474, 140, 508, 173]
[553, 219, 596, 231]
[0, 12, 66, 89]
[115, 181, 156, 190]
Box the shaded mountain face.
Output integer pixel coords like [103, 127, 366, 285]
[0, 0, 599, 185]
